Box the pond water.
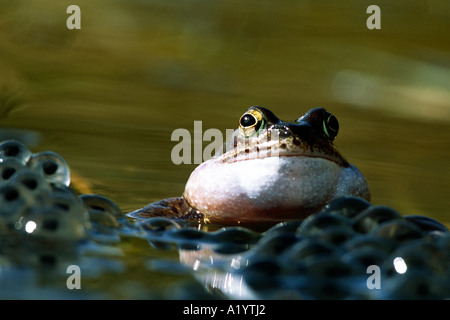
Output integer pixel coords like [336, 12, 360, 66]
[0, 0, 449, 299]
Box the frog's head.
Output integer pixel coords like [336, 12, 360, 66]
[220, 106, 348, 166]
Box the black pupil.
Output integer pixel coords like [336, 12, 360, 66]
[326, 115, 339, 136]
[240, 114, 257, 127]
[327, 116, 338, 132]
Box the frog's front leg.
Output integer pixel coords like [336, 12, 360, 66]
[126, 197, 205, 221]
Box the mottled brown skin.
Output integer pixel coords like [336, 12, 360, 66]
[220, 107, 348, 166]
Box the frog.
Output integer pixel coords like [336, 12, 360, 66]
[127, 106, 370, 227]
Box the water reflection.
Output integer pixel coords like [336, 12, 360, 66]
[393, 257, 407, 274]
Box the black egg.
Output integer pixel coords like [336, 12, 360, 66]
[138, 217, 181, 232]
[264, 220, 303, 235]
[27, 151, 71, 186]
[80, 194, 123, 228]
[11, 169, 51, 201]
[404, 215, 449, 233]
[251, 231, 299, 256]
[371, 220, 424, 244]
[0, 184, 35, 224]
[240, 257, 281, 291]
[18, 207, 88, 242]
[383, 270, 445, 299]
[341, 247, 388, 272]
[315, 225, 355, 247]
[386, 240, 448, 276]
[302, 255, 355, 278]
[323, 196, 371, 219]
[296, 213, 352, 237]
[282, 238, 335, 262]
[0, 140, 32, 164]
[342, 234, 394, 255]
[0, 158, 25, 185]
[353, 205, 402, 233]
[212, 227, 261, 245]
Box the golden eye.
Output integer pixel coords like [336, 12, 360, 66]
[240, 114, 257, 127]
[323, 112, 339, 140]
[239, 109, 264, 137]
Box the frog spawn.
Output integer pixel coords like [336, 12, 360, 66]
[0, 140, 206, 298]
[0, 140, 129, 289]
[256, 203, 448, 299]
[142, 197, 449, 299]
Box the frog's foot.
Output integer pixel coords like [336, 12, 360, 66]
[126, 197, 205, 222]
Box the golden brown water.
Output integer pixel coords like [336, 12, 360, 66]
[0, 0, 449, 298]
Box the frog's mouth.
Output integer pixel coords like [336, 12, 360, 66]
[218, 138, 349, 167]
[217, 126, 349, 167]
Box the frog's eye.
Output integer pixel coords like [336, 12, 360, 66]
[240, 114, 257, 127]
[239, 109, 264, 137]
[323, 113, 339, 140]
